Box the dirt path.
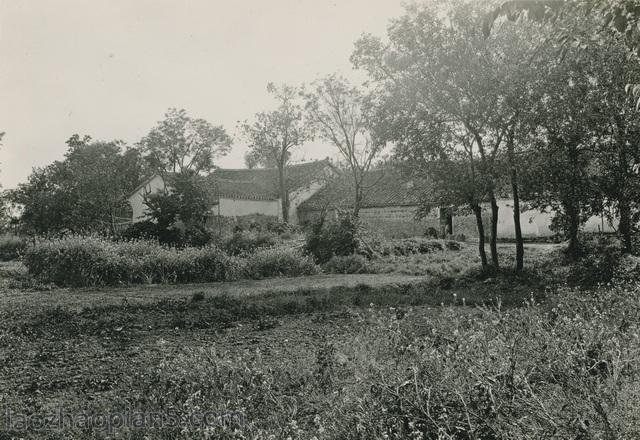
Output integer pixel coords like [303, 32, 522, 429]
[0, 273, 426, 311]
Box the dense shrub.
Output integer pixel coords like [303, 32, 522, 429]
[614, 254, 640, 283]
[305, 213, 361, 263]
[120, 220, 158, 241]
[120, 220, 212, 247]
[567, 236, 624, 287]
[0, 234, 28, 261]
[222, 230, 277, 255]
[322, 254, 369, 274]
[241, 247, 319, 279]
[23, 237, 237, 287]
[379, 237, 462, 256]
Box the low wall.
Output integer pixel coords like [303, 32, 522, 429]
[299, 200, 617, 239]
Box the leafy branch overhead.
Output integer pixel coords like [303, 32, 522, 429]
[485, 0, 640, 106]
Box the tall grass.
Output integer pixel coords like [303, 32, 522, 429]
[23, 236, 318, 287]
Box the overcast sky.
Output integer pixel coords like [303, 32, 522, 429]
[0, 0, 406, 189]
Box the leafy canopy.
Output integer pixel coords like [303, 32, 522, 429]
[139, 108, 232, 174]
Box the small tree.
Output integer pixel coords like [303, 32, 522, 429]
[142, 171, 214, 246]
[240, 83, 313, 222]
[139, 108, 232, 175]
[305, 75, 384, 216]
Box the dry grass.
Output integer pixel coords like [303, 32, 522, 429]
[3, 242, 609, 439]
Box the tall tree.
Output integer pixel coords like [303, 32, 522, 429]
[353, 0, 543, 269]
[139, 108, 232, 175]
[240, 83, 313, 222]
[520, 45, 606, 257]
[304, 74, 384, 216]
[587, 39, 640, 253]
[8, 135, 146, 234]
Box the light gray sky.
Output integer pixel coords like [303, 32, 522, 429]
[0, 0, 406, 188]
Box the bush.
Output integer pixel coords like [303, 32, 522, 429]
[380, 238, 461, 256]
[223, 230, 277, 255]
[23, 237, 237, 287]
[241, 247, 319, 279]
[120, 220, 158, 241]
[305, 213, 361, 263]
[567, 236, 624, 287]
[0, 234, 28, 261]
[614, 254, 640, 284]
[23, 236, 319, 287]
[323, 254, 369, 274]
[120, 220, 212, 247]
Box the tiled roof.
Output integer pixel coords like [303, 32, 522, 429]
[297, 168, 424, 211]
[130, 160, 331, 202]
[208, 159, 331, 201]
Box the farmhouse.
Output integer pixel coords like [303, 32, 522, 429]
[127, 160, 332, 224]
[296, 169, 616, 239]
[128, 162, 616, 238]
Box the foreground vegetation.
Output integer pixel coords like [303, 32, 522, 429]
[1, 241, 639, 439]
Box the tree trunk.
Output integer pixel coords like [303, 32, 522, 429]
[353, 182, 362, 218]
[565, 143, 582, 259]
[489, 192, 500, 269]
[511, 183, 524, 271]
[507, 130, 524, 271]
[278, 165, 289, 223]
[566, 202, 581, 259]
[473, 203, 488, 269]
[617, 142, 633, 254]
[619, 198, 633, 254]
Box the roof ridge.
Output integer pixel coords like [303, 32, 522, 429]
[215, 158, 329, 172]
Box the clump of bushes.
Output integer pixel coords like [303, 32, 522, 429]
[0, 234, 28, 261]
[222, 230, 277, 255]
[305, 213, 464, 265]
[241, 247, 319, 279]
[23, 236, 318, 287]
[120, 220, 212, 247]
[23, 237, 235, 287]
[567, 236, 627, 287]
[305, 212, 368, 263]
[379, 237, 462, 256]
[322, 254, 370, 274]
[383, 238, 442, 255]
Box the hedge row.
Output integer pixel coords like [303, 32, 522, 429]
[23, 237, 318, 287]
[0, 234, 28, 261]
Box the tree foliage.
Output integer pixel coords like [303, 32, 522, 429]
[139, 108, 232, 174]
[240, 83, 313, 222]
[485, 0, 640, 106]
[305, 74, 384, 216]
[353, 0, 546, 269]
[8, 135, 146, 235]
[139, 171, 214, 246]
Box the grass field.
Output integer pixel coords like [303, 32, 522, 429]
[2, 243, 638, 439]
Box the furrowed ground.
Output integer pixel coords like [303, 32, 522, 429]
[1, 243, 639, 439]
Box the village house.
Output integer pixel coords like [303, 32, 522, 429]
[128, 162, 616, 239]
[127, 160, 333, 224]
[297, 168, 616, 238]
